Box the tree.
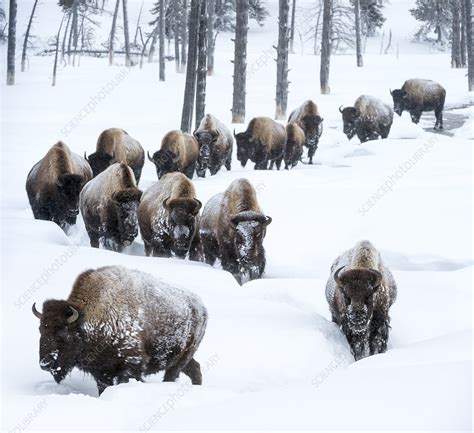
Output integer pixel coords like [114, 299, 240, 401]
[320, 0, 332, 94]
[231, 0, 248, 123]
[195, 0, 207, 128]
[173, 0, 181, 71]
[6, 0, 17, 85]
[53, 14, 67, 86]
[207, 0, 216, 74]
[275, 0, 289, 120]
[21, 0, 39, 72]
[467, 0, 473, 90]
[451, 0, 462, 67]
[359, 0, 385, 36]
[410, 0, 452, 44]
[354, 0, 363, 66]
[109, 0, 120, 65]
[122, 0, 131, 66]
[289, 0, 296, 53]
[180, 0, 199, 132]
[180, 0, 187, 71]
[159, 0, 165, 80]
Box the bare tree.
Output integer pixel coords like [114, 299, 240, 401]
[180, 0, 188, 71]
[6, 0, 17, 85]
[275, 0, 289, 120]
[320, 0, 332, 94]
[61, 12, 71, 60]
[461, 0, 467, 66]
[109, 0, 120, 65]
[231, 0, 249, 123]
[195, 0, 207, 128]
[468, 0, 473, 90]
[207, 0, 216, 74]
[21, 0, 39, 72]
[289, 0, 296, 53]
[122, 0, 131, 66]
[451, 0, 462, 67]
[53, 14, 67, 86]
[173, 0, 180, 71]
[71, 0, 79, 65]
[354, 0, 363, 66]
[180, 0, 199, 132]
[159, 0, 165, 80]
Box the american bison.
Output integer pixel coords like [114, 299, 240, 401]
[390, 79, 446, 129]
[339, 95, 394, 143]
[200, 178, 272, 285]
[80, 162, 142, 252]
[26, 141, 92, 231]
[32, 265, 208, 395]
[288, 100, 323, 164]
[284, 123, 305, 169]
[138, 172, 202, 259]
[193, 114, 233, 177]
[147, 130, 199, 180]
[234, 117, 286, 170]
[84, 128, 145, 183]
[325, 240, 397, 361]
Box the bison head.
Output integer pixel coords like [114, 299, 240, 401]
[55, 174, 85, 228]
[164, 197, 202, 257]
[111, 188, 143, 248]
[302, 115, 323, 148]
[234, 130, 253, 168]
[194, 129, 220, 177]
[334, 267, 383, 333]
[148, 149, 178, 179]
[32, 301, 81, 384]
[85, 151, 114, 177]
[339, 106, 360, 140]
[230, 211, 272, 284]
[390, 89, 407, 116]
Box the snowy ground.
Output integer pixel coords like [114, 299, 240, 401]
[1, 0, 473, 431]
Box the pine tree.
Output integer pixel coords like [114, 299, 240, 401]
[359, 0, 385, 36]
[410, 0, 452, 44]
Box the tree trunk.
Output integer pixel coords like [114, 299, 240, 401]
[61, 12, 72, 60]
[149, 32, 158, 62]
[180, 0, 199, 132]
[231, 0, 249, 123]
[461, 0, 466, 67]
[354, 0, 363, 67]
[122, 0, 131, 66]
[173, 0, 180, 72]
[320, 0, 332, 94]
[195, 0, 207, 129]
[53, 14, 66, 86]
[21, 0, 39, 72]
[134, 0, 144, 45]
[313, 4, 322, 55]
[275, 0, 289, 120]
[451, 0, 462, 68]
[6, 0, 17, 85]
[289, 0, 296, 53]
[180, 0, 188, 72]
[207, 0, 216, 75]
[109, 0, 120, 65]
[71, 0, 79, 66]
[468, 0, 473, 90]
[159, 0, 165, 80]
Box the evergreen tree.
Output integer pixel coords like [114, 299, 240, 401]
[410, 0, 452, 44]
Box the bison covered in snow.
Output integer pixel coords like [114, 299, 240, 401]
[325, 240, 397, 361]
[32, 265, 208, 395]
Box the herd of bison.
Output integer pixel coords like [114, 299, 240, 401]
[26, 78, 445, 394]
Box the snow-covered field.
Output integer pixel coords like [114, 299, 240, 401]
[1, 0, 473, 431]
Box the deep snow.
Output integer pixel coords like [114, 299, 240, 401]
[1, 0, 473, 431]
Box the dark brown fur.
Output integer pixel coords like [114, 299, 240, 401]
[26, 141, 92, 231]
[284, 123, 305, 169]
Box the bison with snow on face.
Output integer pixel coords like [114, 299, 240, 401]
[148, 130, 199, 180]
[288, 100, 323, 164]
[84, 128, 145, 183]
[138, 172, 202, 259]
[80, 162, 142, 252]
[32, 265, 208, 395]
[26, 141, 92, 231]
[193, 114, 233, 177]
[390, 78, 446, 129]
[200, 178, 272, 285]
[325, 240, 397, 361]
[284, 122, 305, 169]
[339, 95, 394, 143]
[234, 117, 286, 170]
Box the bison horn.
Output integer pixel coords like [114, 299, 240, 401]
[147, 150, 154, 163]
[389, 88, 393, 96]
[84, 151, 88, 161]
[334, 266, 345, 287]
[264, 216, 272, 226]
[233, 129, 237, 138]
[32, 303, 42, 319]
[338, 105, 344, 113]
[67, 306, 79, 324]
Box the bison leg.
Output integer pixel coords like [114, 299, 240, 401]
[224, 153, 232, 171]
[182, 358, 202, 385]
[434, 107, 443, 129]
[369, 315, 390, 355]
[184, 162, 196, 180]
[189, 234, 203, 262]
[307, 145, 317, 164]
[133, 167, 142, 184]
[410, 110, 422, 124]
[275, 156, 283, 170]
[201, 234, 218, 265]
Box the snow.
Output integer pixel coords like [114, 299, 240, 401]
[1, 0, 473, 431]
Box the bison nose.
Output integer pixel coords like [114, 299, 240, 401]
[39, 354, 56, 370]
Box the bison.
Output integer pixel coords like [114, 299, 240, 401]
[339, 95, 394, 143]
[193, 114, 233, 177]
[26, 141, 92, 231]
[200, 178, 272, 285]
[234, 117, 286, 170]
[32, 265, 208, 395]
[390, 79, 446, 129]
[288, 100, 324, 164]
[138, 172, 202, 259]
[325, 240, 397, 361]
[147, 130, 199, 180]
[80, 162, 142, 252]
[84, 128, 145, 183]
[284, 123, 305, 169]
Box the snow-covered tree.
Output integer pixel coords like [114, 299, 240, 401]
[410, 0, 452, 44]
